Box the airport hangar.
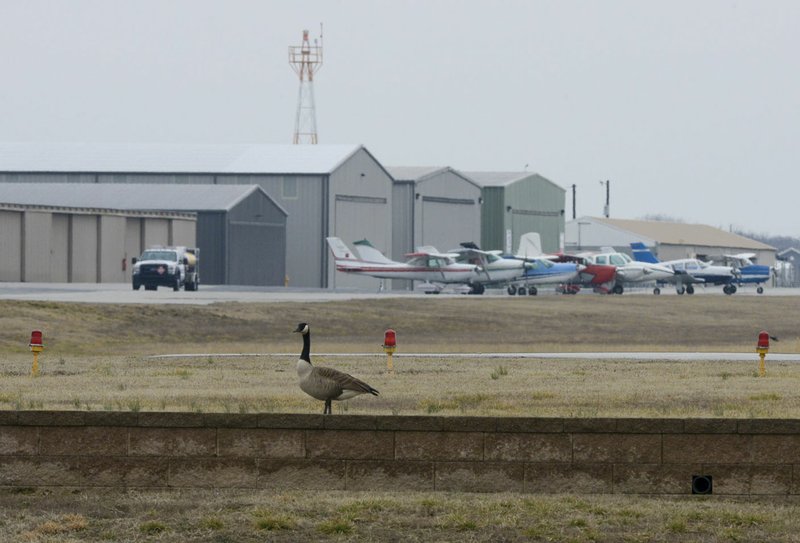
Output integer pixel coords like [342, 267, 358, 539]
[464, 171, 567, 256]
[0, 183, 287, 286]
[565, 216, 777, 267]
[0, 142, 392, 289]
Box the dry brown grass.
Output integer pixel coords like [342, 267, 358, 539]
[1, 296, 799, 417]
[2, 296, 800, 540]
[1, 488, 799, 542]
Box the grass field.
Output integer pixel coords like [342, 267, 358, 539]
[1, 295, 800, 541]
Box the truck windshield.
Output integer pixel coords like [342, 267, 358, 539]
[140, 251, 178, 261]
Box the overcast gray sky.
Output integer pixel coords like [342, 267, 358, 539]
[1, 0, 798, 236]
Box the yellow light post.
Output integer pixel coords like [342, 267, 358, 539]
[383, 329, 397, 374]
[756, 331, 770, 377]
[29, 330, 44, 377]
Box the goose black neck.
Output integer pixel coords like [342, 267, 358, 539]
[300, 331, 311, 363]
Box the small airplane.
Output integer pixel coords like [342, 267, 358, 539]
[715, 253, 773, 294]
[630, 242, 736, 295]
[450, 241, 582, 295]
[326, 237, 480, 293]
[579, 248, 675, 294]
[514, 233, 616, 294]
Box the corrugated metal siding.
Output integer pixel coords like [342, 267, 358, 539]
[226, 190, 287, 286]
[0, 173, 96, 183]
[96, 174, 213, 184]
[98, 216, 126, 282]
[505, 176, 565, 254]
[328, 149, 392, 289]
[23, 212, 52, 282]
[196, 213, 226, 285]
[171, 219, 196, 247]
[142, 219, 169, 248]
[415, 170, 481, 252]
[391, 182, 414, 291]
[480, 187, 506, 251]
[70, 215, 98, 282]
[125, 218, 143, 269]
[216, 174, 323, 288]
[0, 210, 22, 281]
[50, 214, 69, 282]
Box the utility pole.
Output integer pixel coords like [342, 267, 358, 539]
[599, 179, 610, 218]
[571, 184, 576, 219]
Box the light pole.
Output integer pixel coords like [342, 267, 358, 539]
[599, 180, 610, 218]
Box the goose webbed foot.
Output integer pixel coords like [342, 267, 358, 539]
[323, 399, 332, 415]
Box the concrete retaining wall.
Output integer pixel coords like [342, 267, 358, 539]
[1, 412, 798, 495]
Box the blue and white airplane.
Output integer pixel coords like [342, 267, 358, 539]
[630, 242, 736, 295]
[716, 252, 773, 294]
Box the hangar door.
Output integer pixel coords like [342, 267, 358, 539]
[418, 196, 479, 251]
[228, 221, 286, 286]
[332, 195, 389, 288]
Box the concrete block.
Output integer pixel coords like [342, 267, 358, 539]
[443, 416, 496, 432]
[495, 418, 564, 433]
[564, 419, 618, 433]
[751, 435, 800, 464]
[83, 412, 139, 427]
[137, 412, 204, 428]
[435, 461, 523, 492]
[347, 460, 434, 491]
[738, 419, 800, 435]
[0, 426, 38, 455]
[683, 419, 738, 434]
[485, 433, 571, 462]
[259, 413, 324, 429]
[169, 458, 258, 488]
[663, 434, 753, 464]
[40, 426, 127, 456]
[306, 430, 393, 460]
[376, 416, 444, 432]
[525, 463, 612, 494]
[17, 411, 85, 426]
[323, 415, 379, 431]
[218, 429, 304, 458]
[129, 428, 216, 457]
[702, 464, 792, 495]
[615, 418, 684, 434]
[395, 432, 483, 461]
[573, 434, 661, 463]
[613, 464, 700, 494]
[257, 459, 346, 490]
[203, 413, 260, 428]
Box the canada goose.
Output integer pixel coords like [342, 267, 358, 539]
[293, 322, 379, 414]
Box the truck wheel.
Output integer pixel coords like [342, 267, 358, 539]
[132, 281, 140, 290]
[173, 276, 181, 291]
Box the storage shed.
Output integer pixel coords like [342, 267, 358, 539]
[464, 171, 566, 254]
[0, 143, 393, 288]
[565, 216, 777, 267]
[0, 183, 287, 286]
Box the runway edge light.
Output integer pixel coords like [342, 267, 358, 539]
[757, 330, 770, 377]
[383, 329, 397, 374]
[29, 330, 44, 377]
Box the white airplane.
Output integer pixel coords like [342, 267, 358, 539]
[631, 243, 736, 295]
[448, 240, 584, 295]
[326, 237, 480, 293]
[580, 248, 675, 294]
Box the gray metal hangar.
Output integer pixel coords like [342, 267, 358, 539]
[464, 171, 566, 255]
[0, 143, 393, 288]
[387, 166, 482, 290]
[0, 183, 287, 286]
[565, 216, 777, 266]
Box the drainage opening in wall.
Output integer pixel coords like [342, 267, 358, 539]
[691, 475, 713, 495]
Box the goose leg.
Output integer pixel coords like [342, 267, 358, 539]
[324, 399, 332, 415]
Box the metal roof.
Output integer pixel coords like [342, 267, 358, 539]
[387, 166, 447, 182]
[463, 171, 565, 191]
[592, 217, 775, 250]
[0, 143, 362, 174]
[0, 183, 287, 214]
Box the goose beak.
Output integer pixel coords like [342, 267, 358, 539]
[293, 325, 303, 333]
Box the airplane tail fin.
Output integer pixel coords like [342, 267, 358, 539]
[352, 239, 394, 264]
[326, 237, 359, 262]
[516, 232, 543, 259]
[630, 242, 660, 264]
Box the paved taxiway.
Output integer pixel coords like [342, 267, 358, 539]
[0, 282, 796, 305]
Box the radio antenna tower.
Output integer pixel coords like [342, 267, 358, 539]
[289, 25, 323, 144]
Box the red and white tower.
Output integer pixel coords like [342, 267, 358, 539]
[289, 27, 323, 144]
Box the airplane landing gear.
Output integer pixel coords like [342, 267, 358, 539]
[612, 284, 624, 295]
[528, 286, 538, 296]
[723, 284, 737, 295]
[686, 285, 695, 295]
[507, 285, 517, 296]
[677, 287, 685, 295]
[469, 284, 485, 295]
[757, 286, 764, 294]
[653, 287, 661, 295]
[518, 287, 527, 296]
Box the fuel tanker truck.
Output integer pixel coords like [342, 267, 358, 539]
[132, 246, 199, 291]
